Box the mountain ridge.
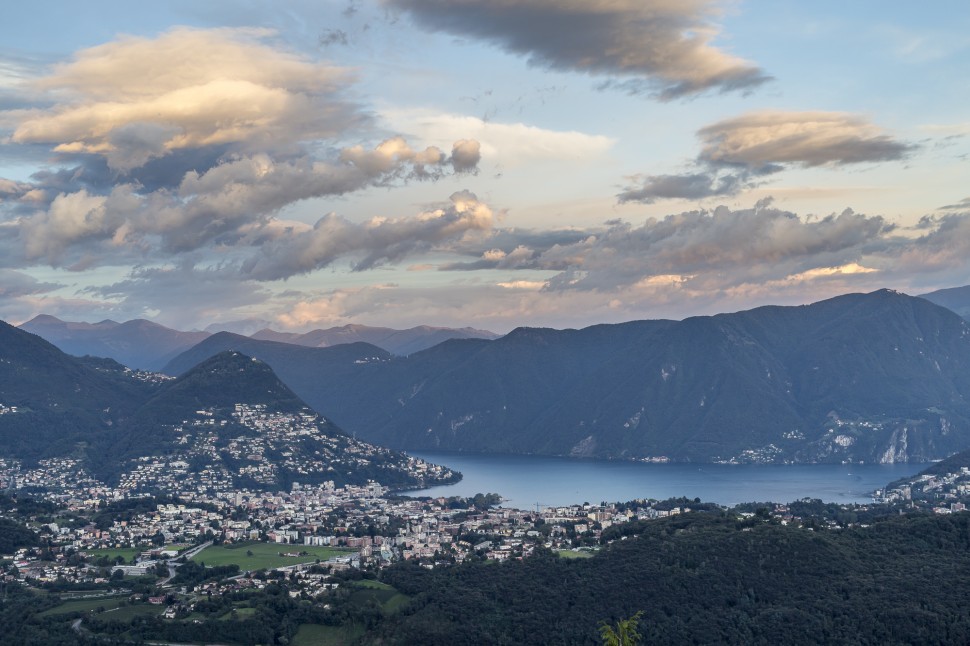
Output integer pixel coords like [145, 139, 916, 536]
[19, 315, 498, 368]
[163, 289, 970, 464]
[0, 323, 456, 491]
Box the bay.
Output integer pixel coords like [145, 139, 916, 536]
[406, 451, 924, 508]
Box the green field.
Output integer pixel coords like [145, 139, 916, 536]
[292, 623, 364, 646]
[83, 547, 141, 563]
[218, 606, 258, 620]
[97, 604, 165, 622]
[191, 542, 352, 570]
[556, 549, 595, 559]
[348, 581, 410, 615]
[37, 595, 128, 617]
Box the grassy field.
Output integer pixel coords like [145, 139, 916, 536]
[556, 549, 596, 559]
[292, 623, 364, 646]
[218, 606, 258, 620]
[348, 580, 410, 615]
[37, 596, 128, 617]
[191, 541, 352, 570]
[83, 547, 141, 563]
[39, 596, 165, 621]
[98, 604, 165, 622]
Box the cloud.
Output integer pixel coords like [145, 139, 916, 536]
[697, 111, 915, 169]
[9, 137, 481, 268]
[84, 261, 275, 328]
[383, 0, 768, 99]
[241, 190, 495, 279]
[433, 200, 899, 295]
[0, 29, 482, 273]
[382, 109, 613, 166]
[938, 197, 970, 212]
[617, 171, 748, 203]
[0, 269, 61, 298]
[620, 111, 915, 203]
[12, 27, 362, 171]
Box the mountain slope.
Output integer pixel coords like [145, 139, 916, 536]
[921, 284, 970, 320]
[0, 321, 156, 460]
[0, 324, 456, 490]
[165, 289, 970, 464]
[98, 350, 456, 490]
[250, 323, 499, 355]
[18, 315, 209, 370]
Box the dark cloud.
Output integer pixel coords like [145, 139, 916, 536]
[0, 269, 61, 298]
[384, 0, 768, 100]
[938, 197, 970, 212]
[319, 29, 350, 47]
[537, 205, 894, 291]
[617, 171, 750, 204]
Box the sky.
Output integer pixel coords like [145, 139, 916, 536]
[0, 1, 968, 333]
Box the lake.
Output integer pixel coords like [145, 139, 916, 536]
[406, 451, 924, 508]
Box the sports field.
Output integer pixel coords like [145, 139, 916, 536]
[191, 541, 352, 570]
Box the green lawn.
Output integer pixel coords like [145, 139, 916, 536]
[556, 549, 595, 559]
[218, 606, 258, 620]
[191, 541, 352, 570]
[84, 547, 141, 563]
[37, 595, 128, 617]
[348, 581, 410, 615]
[98, 604, 165, 622]
[59, 589, 121, 599]
[292, 623, 364, 646]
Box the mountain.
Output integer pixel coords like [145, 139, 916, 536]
[249, 323, 500, 356]
[18, 315, 209, 371]
[921, 284, 970, 320]
[19, 315, 497, 369]
[0, 323, 456, 491]
[96, 351, 453, 490]
[163, 332, 392, 391]
[0, 321, 157, 460]
[165, 289, 970, 464]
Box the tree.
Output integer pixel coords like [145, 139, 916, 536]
[600, 611, 644, 646]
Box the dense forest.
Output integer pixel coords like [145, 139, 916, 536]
[370, 511, 970, 644]
[4, 508, 970, 643]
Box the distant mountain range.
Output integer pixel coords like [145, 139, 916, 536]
[0, 322, 455, 490]
[18, 315, 209, 372]
[922, 285, 970, 321]
[17, 315, 498, 370]
[164, 290, 970, 465]
[249, 324, 499, 356]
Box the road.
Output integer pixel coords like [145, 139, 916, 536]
[158, 541, 213, 587]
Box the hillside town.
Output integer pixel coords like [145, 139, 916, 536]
[3, 400, 970, 638]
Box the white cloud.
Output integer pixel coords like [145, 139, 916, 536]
[383, 109, 614, 166]
[12, 27, 360, 170]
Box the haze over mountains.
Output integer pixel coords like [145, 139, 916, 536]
[165, 289, 970, 465]
[17, 316, 498, 370]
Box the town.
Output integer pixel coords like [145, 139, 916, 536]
[2, 401, 970, 641]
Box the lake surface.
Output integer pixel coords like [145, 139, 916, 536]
[406, 451, 924, 508]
